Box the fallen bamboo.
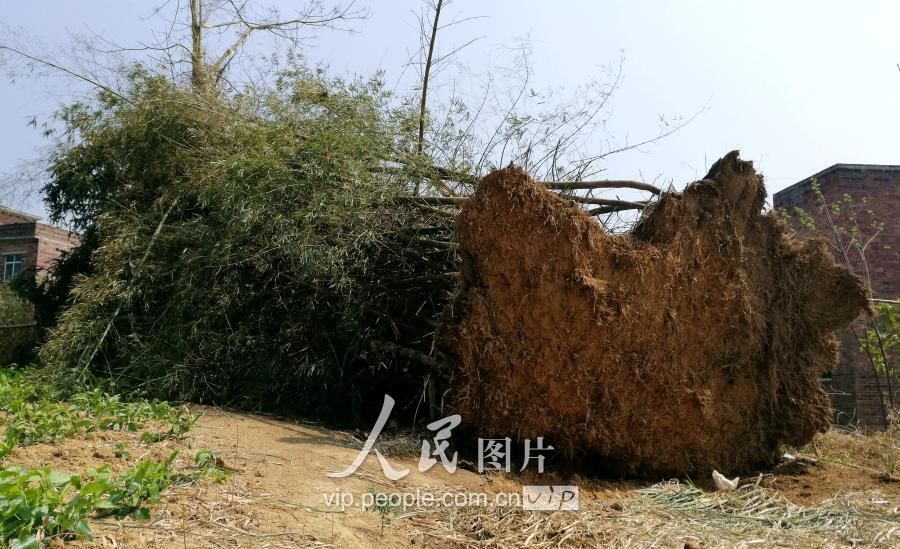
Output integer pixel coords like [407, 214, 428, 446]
[397, 195, 648, 210]
[539, 180, 662, 194]
[587, 204, 647, 216]
[370, 340, 445, 370]
[565, 197, 648, 208]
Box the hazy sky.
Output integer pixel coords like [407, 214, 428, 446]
[2, 0, 900, 217]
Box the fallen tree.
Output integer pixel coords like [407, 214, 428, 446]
[448, 151, 869, 476]
[25, 65, 869, 478]
[29, 68, 659, 424]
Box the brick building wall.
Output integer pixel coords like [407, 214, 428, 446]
[0, 207, 78, 284]
[34, 224, 79, 272]
[773, 164, 899, 427]
[0, 207, 38, 225]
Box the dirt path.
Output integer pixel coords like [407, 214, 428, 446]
[42, 406, 548, 547]
[177, 406, 500, 547]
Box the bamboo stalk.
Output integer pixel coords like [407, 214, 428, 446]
[83, 199, 178, 370]
[414, 238, 459, 250]
[370, 340, 444, 369]
[569, 197, 647, 208]
[540, 180, 662, 194]
[398, 195, 647, 209]
[396, 196, 467, 206]
[587, 204, 645, 216]
[387, 272, 459, 287]
[417, 0, 443, 157]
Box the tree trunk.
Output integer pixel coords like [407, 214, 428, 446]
[190, 0, 205, 89]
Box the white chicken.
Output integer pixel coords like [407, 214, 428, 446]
[712, 469, 739, 491]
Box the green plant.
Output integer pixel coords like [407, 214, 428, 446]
[0, 457, 174, 546]
[0, 467, 99, 547]
[0, 368, 196, 456]
[863, 302, 899, 413]
[100, 452, 177, 520]
[36, 67, 456, 424]
[193, 449, 215, 469]
[0, 286, 34, 326]
[0, 448, 228, 546]
[139, 409, 198, 444]
[366, 488, 403, 536]
[111, 442, 130, 460]
[193, 449, 231, 483]
[0, 286, 38, 365]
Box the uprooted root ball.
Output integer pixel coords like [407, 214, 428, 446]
[448, 151, 868, 477]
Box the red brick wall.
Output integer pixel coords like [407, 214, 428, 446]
[34, 223, 79, 272]
[774, 166, 899, 428]
[0, 208, 37, 225]
[0, 232, 39, 281]
[1, 217, 79, 283]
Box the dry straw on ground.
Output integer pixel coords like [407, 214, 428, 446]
[407, 480, 899, 548]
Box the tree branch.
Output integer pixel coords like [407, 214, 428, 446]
[417, 0, 444, 161]
[0, 45, 128, 103]
[396, 194, 647, 210]
[212, 26, 254, 84]
[539, 180, 661, 194]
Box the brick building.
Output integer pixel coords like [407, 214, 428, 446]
[0, 206, 78, 284]
[773, 164, 899, 427]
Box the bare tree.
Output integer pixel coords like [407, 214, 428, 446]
[184, 0, 366, 89]
[2, 1, 366, 93]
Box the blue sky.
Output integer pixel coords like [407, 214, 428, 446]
[2, 0, 900, 217]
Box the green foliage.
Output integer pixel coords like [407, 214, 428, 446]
[0, 287, 33, 326]
[10, 228, 98, 330]
[193, 449, 216, 469]
[0, 467, 99, 547]
[139, 411, 195, 444]
[0, 369, 213, 545]
[102, 452, 176, 520]
[789, 206, 816, 231]
[111, 442, 130, 460]
[0, 368, 196, 456]
[366, 488, 403, 536]
[863, 302, 899, 385]
[193, 449, 231, 483]
[37, 64, 455, 422]
[0, 452, 212, 546]
[0, 287, 37, 365]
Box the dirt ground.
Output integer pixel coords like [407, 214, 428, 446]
[6, 406, 898, 548]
